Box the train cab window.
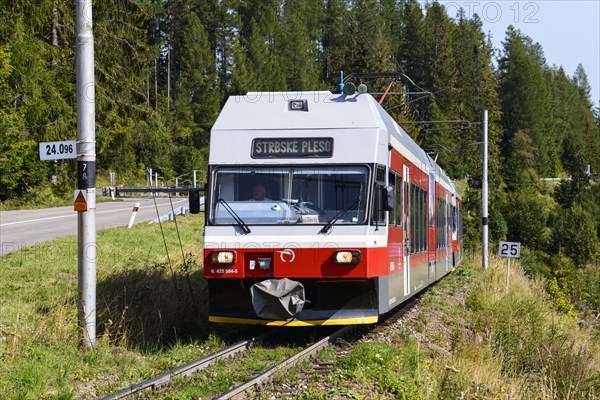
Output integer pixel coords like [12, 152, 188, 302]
[209, 166, 369, 226]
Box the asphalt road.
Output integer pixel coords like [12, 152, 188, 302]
[0, 197, 189, 256]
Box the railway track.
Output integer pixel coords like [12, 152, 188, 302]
[100, 330, 277, 400]
[263, 293, 426, 399]
[101, 292, 426, 399]
[213, 325, 353, 400]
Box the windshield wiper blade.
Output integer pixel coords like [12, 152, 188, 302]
[217, 198, 251, 234]
[319, 199, 360, 234]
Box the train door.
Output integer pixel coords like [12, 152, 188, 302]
[403, 165, 410, 297]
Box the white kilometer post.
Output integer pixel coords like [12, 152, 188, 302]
[76, 0, 97, 350]
[498, 241, 521, 293]
[482, 110, 489, 271]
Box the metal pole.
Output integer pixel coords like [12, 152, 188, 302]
[505, 257, 511, 293]
[482, 110, 489, 271]
[193, 170, 197, 188]
[76, 0, 96, 349]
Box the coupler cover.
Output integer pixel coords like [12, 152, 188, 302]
[251, 278, 306, 320]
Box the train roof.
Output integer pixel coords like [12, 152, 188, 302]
[213, 91, 459, 197]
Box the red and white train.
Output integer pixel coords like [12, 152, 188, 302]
[198, 91, 463, 326]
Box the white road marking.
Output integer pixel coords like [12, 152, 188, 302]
[0, 200, 187, 227]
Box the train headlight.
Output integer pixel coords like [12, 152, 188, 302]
[334, 250, 361, 265]
[209, 251, 236, 265]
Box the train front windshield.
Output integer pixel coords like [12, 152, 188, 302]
[210, 166, 369, 226]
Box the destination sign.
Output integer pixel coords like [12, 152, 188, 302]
[252, 138, 333, 158]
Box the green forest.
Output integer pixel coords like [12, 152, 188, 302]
[1, 1, 599, 297]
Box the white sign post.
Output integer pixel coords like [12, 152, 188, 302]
[499, 241, 521, 293]
[39, 140, 77, 160]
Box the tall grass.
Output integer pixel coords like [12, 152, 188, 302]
[288, 255, 600, 399]
[0, 216, 229, 398]
[444, 258, 600, 399]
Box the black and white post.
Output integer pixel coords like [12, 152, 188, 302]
[76, 0, 96, 349]
[482, 110, 489, 271]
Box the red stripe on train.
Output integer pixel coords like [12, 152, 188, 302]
[204, 247, 393, 279]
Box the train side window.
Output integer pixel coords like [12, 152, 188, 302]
[415, 186, 423, 253]
[395, 174, 402, 226]
[421, 189, 429, 251]
[373, 165, 386, 225]
[436, 198, 441, 249]
[420, 188, 425, 252]
[410, 183, 415, 254]
[376, 166, 385, 183]
[404, 181, 409, 229]
[451, 205, 457, 232]
[388, 172, 396, 226]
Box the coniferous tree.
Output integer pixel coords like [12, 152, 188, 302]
[572, 64, 600, 174]
[215, 0, 243, 96]
[498, 26, 553, 177]
[0, 2, 73, 197]
[93, 0, 157, 173]
[397, 0, 426, 93]
[0, 44, 32, 199]
[169, 10, 219, 176]
[422, 2, 458, 117]
[279, 0, 323, 91]
[321, 0, 352, 88]
[238, 0, 286, 91]
[347, 0, 395, 75]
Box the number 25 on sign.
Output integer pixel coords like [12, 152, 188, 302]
[498, 241, 520, 258]
[499, 241, 521, 293]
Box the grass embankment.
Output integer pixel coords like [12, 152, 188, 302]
[274, 256, 600, 399]
[0, 216, 225, 399]
[1, 218, 599, 398]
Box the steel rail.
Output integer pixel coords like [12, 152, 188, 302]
[100, 331, 274, 400]
[214, 325, 353, 400]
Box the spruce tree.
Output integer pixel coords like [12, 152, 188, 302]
[238, 0, 286, 91]
[321, 0, 352, 88]
[169, 10, 219, 176]
[279, 0, 323, 90]
[347, 0, 394, 74]
[498, 26, 553, 177]
[93, 0, 157, 172]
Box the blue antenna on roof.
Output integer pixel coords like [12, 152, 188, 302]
[338, 71, 344, 94]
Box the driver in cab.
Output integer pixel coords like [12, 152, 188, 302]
[250, 183, 270, 201]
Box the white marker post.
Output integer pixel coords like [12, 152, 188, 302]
[482, 110, 489, 271]
[498, 241, 521, 293]
[76, 0, 97, 349]
[128, 203, 140, 228]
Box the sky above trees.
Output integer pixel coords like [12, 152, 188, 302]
[430, 0, 600, 106]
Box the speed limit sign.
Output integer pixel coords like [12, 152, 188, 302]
[499, 241, 521, 258]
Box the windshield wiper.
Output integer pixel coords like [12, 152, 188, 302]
[319, 199, 360, 234]
[217, 198, 251, 234]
